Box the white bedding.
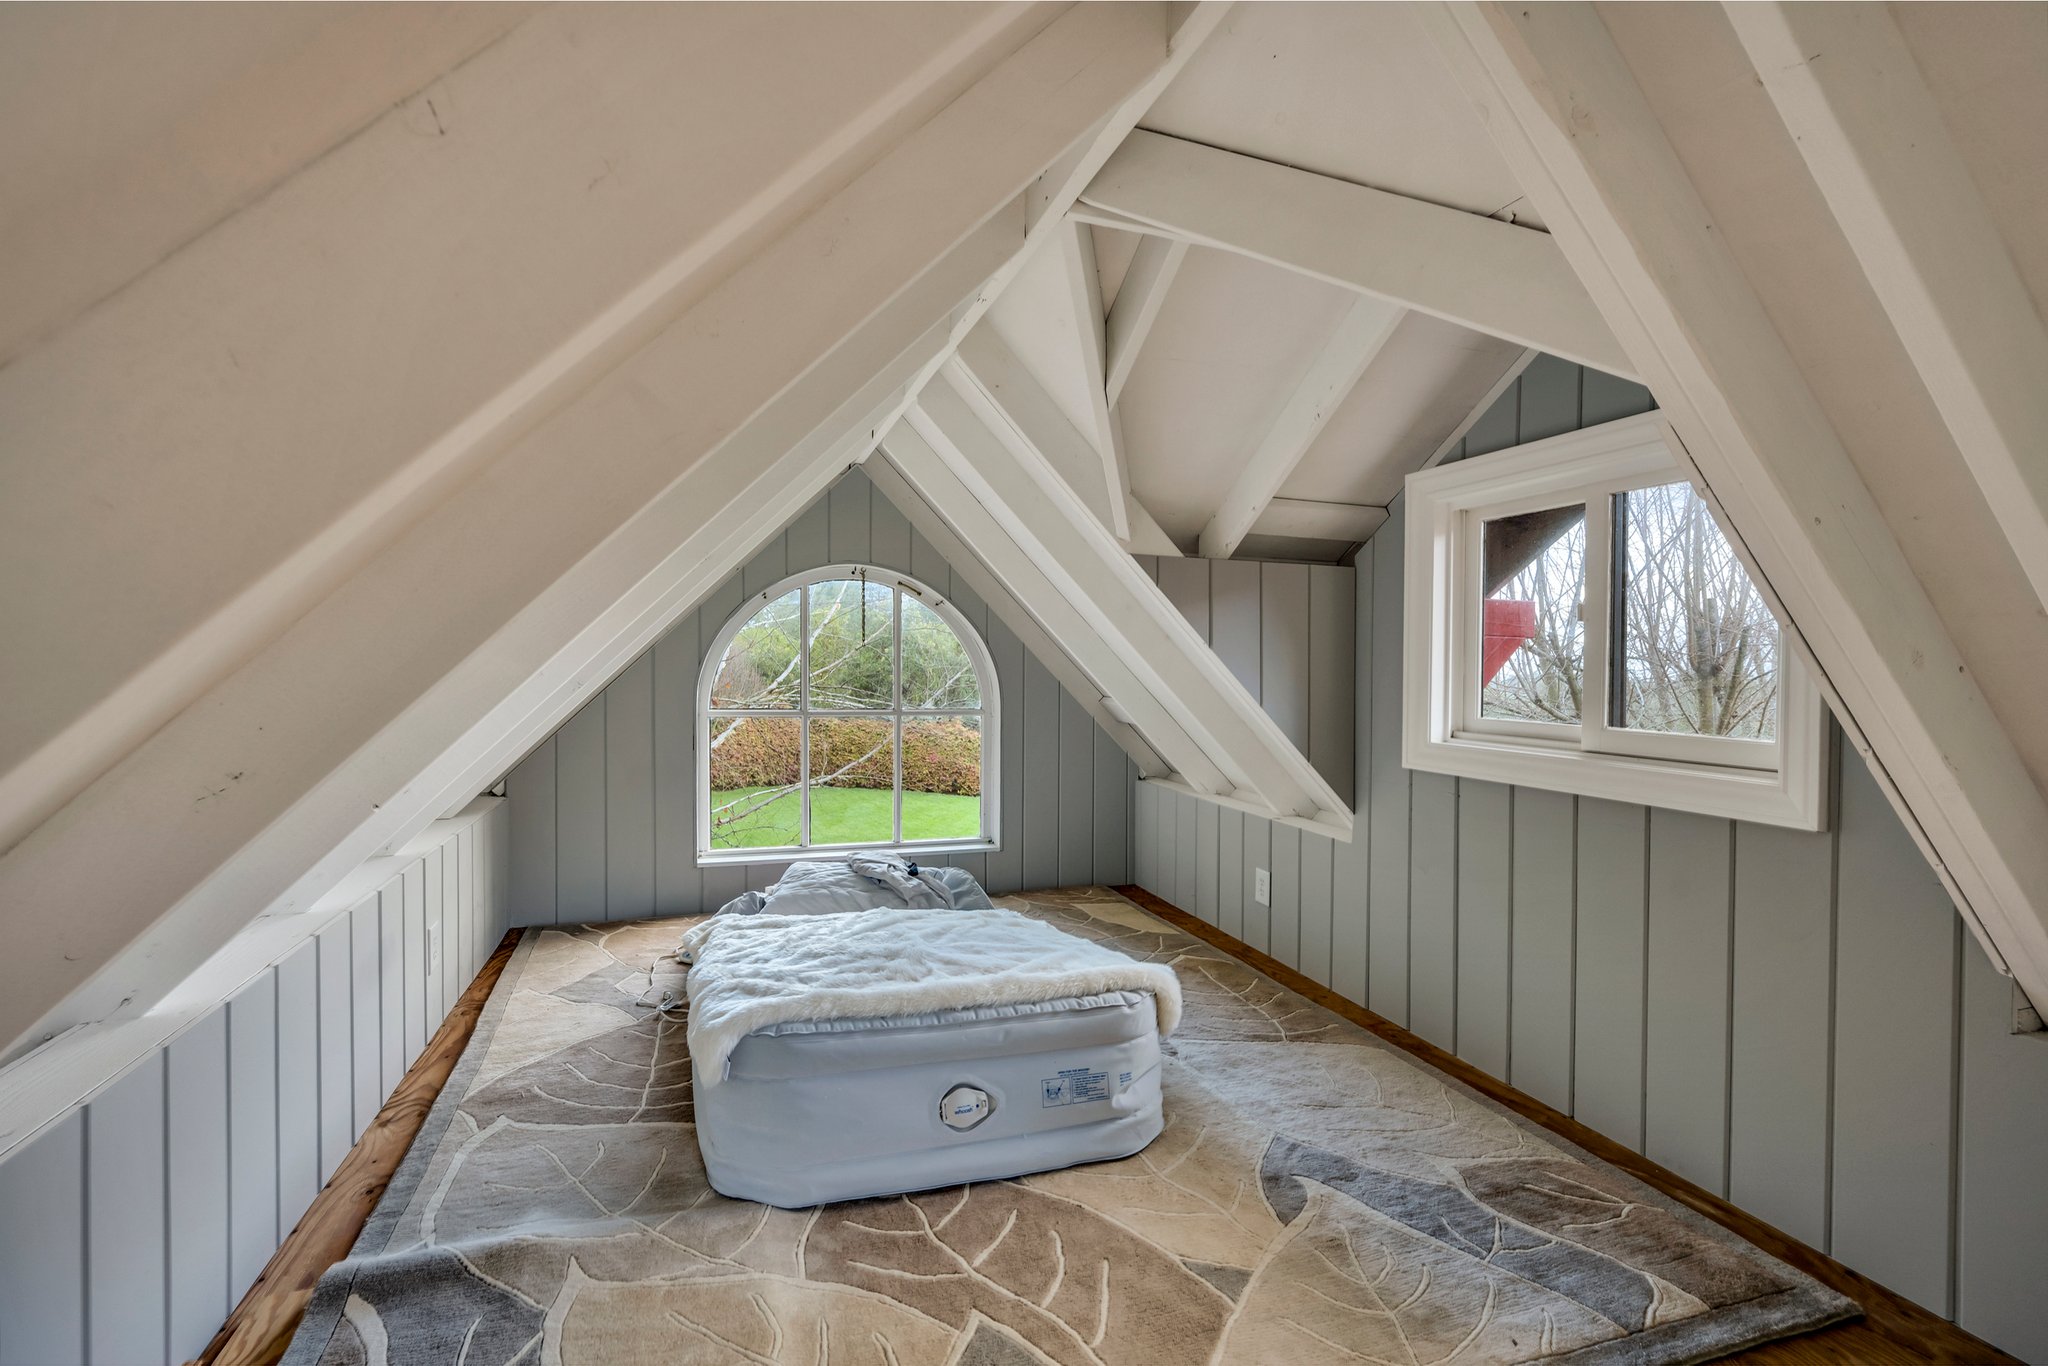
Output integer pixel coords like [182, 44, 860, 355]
[677, 906, 1181, 1086]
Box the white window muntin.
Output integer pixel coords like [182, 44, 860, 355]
[697, 563, 999, 863]
[1404, 413, 1828, 831]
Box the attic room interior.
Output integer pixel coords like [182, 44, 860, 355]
[4, 2, 2047, 1363]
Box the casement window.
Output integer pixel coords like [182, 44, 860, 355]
[697, 565, 999, 862]
[1403, 413, 1827, 830]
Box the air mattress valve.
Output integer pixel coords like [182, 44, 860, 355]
[939, 1084, 993, 1131]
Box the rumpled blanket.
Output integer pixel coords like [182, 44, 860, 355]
[677, 905, 1180, 1085]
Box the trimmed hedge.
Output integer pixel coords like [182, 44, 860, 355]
[708, 716, 981, 796]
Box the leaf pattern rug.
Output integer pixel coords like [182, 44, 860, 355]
[283, 888, 1854, 1366]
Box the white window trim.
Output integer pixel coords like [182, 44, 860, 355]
[697, 563, 1001, 865]
[1403, 413, 1829, 831]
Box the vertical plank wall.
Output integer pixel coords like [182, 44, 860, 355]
[0, 801, 513, 1366]
[503, 467, 1138, 923]
[1131, 355, 2048, 1363]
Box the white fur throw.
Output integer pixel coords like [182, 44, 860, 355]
[677, 907, 1181, 1086]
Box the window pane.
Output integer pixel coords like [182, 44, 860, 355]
[902, 716, 982, 842]
[806, 579, 893, 710]
[1479, 504, 1586, 725]
[807, 717, 895, 846]
[1616, 482, 1778, 739]
[901, 596, 979, 710]
[707, 716, 801, 849]
[710, 589, 800, 709]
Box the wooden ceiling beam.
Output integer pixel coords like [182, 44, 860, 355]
[1053, 220, 1133, 541]
[1251, 498, 1389, 545]
[1727, 2, 2048, 612]
[1104, 233, 1188, 408]
[1197, 294, 1405, 559]
[1080, 127, 1634, 378]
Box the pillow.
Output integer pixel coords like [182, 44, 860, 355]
[712, 858, 992, 917]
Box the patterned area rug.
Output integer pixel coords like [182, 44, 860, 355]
[284, 888, 1854, 1365]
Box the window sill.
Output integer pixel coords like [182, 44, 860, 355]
[696, 839, 999, 868]
[1403, 728, 1827, 830]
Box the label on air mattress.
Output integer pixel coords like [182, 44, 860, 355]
[1041, 1066, 1111, 1107]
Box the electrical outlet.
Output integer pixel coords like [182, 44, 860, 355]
[1254, 867, 1271, 906]
[428, 923, 441, 976]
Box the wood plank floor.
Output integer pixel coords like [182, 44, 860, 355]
[198, 897, 2013, 1366]
[1115, 886, 2014, 1366]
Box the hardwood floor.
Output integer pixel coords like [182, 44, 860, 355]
[196, 896, 2013, 1365]
[193, 932, 521, 1366]
[1115, 886, 2014, 1365]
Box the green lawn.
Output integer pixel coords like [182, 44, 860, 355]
[709, 786, 981, 849]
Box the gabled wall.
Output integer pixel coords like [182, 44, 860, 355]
[502, 467, 1136, 920]
[1132, 356, 2048, 1362]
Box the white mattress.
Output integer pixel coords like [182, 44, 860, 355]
[695, 989, 1164, 1207]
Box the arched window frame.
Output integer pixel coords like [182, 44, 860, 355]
[696, 563, 1000, 864]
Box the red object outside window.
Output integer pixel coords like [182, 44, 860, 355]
[1482, 599, 1537, 686]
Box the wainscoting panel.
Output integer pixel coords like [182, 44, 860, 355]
[503, 468, 1134, 923]
[0, 802, 511, 1366]
[1131, 358, 2048, 1361]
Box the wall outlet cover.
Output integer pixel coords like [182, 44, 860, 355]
[428, 924, 441, 975]
[1254, 867, 1271, 906]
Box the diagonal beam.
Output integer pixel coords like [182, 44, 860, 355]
[1081, 127, 1632, 378]
[1423, 0, 2048, 1017]
[954, 325, 1122, 531]
[1198, 295, 1405, 559]
[1055, 219, 1134, 540]
[864, 444, 1186, 783]
[1105, 232, 1188, 407]
[1726, 2, 2048, 611]
[903, 375, 1352, 832]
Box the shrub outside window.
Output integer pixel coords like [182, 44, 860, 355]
[698, 565, 998, 862]
[1403, 414, 1827, 830]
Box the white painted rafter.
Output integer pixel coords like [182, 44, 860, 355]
[1423, 1, 2048, 1014]
[1198, 295, 1405, 559]
[1726, 2, 2048, 611]
[1053, 220, 1133, 541]
[954, 325, 1122, 531]
[1251, 498, 1388, 545]
[898, 377, 1352, 834]
[1105, 233, 1188, 407]
[1081, 127, 1633, 377]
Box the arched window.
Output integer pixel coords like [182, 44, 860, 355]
[698, 565, 998, 861]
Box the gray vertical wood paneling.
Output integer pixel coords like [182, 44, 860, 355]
[1580, 368, 1656, 426]
[274, 939, 320, 1230]
[1132, 780, 1154, 892]
[1957, 938, 2048, 1364]
[652, 620, 700, 916]
[788, 496, 831, 579]
[605, 652, 656, 919]
[441, 842, 460, 1019]
[0, 1111, 83, 1366]
[349, 898, 381, 1132]
[870, 488, 912, 574]
[1409, 772, 1458, 1050]
[1218, 806, 1245, 940]
[1463, 374, 1520, 456]
[1307, 564, 1355, 802]
[1516, 353, 1582, 443]
[1574, 798, 1647, 1150]
[1091, 732, 1127, 887]
[1299, 832, 1334, 987]
[1367, 510, 1410, 1025]
[1195, 800, 1220, 924]
[1157, 557, 1210, 639]
[1270, 822, 1302, 969]
[167, 1011, 230, 1361]
[1241, 813, 1272, 953]
[1331, 551, 1371, 1004]
[1209, 559, 1262, 699]
[1510, 787, 1575, 1112]
[554, 699, 607, 923]
[88, 1056, 166, 1366]
[830, 472, 870, 562]
[315, 919, 352, 1179]
[377, 883, 404, 1095]
[1644, 810, 1733, 1194]
[402, 862, 427, 1065]
[1023, 653, 1061, 890]
[226, 970, 279, 1297]
[506, 735, 555, 928]
[1175, 789, 1199, 914]
[1728, 817, 1835, 1248]
[1260, 563, 1310, 752]
[988, 614, 1025, 895]
[1831, 752, 1958, 1312]
[1156, 787, 1177, 909]
[421, 848, 444, 1033]
[1456, 781, 1512, 1079]
[1059, 691, 1094, 887]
